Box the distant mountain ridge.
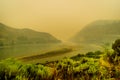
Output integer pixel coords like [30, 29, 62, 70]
[71, 20, 120, 44]
[0, 23, 61, 46]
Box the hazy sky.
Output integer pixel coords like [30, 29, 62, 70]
[0, 0, 120, 41]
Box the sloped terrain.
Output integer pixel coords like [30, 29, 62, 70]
[71, 20, 120, 44]
[0, 23, 61, 46]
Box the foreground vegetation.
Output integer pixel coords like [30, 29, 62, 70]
[0, 39, 120, 80]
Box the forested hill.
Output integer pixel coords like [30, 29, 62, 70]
[71, 20, 120, 44]
[0, 23, 61, 46]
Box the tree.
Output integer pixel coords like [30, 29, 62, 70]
[112, 39, 120, 56]
[0, 40, 4, 46]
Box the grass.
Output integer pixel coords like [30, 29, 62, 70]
[0, 40, 120, 80]
[0, 50, 119, 80]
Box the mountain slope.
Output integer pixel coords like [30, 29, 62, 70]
[71, 20, 120, 44]
[0, 23, 61, 46]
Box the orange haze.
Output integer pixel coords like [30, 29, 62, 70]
[0, 0, 120, 41]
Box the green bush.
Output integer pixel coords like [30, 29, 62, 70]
[1, 39, 120, 80]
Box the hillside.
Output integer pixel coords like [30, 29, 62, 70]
[71, 20, 120, 44]
[0, 23, 61, 46]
